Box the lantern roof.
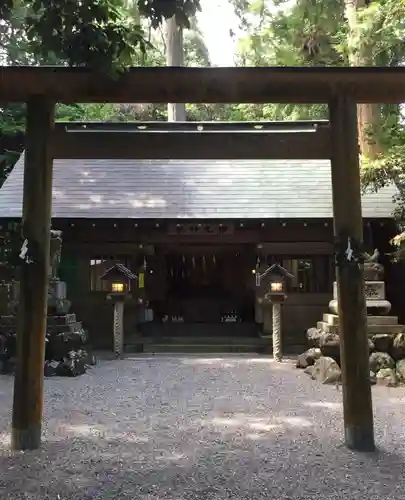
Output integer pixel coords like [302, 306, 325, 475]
[260, 263, 294, 280]
[100, 263, 137, 281]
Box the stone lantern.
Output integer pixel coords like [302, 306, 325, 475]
[101, 263, 138, 358]
[255, 263, 294, 361]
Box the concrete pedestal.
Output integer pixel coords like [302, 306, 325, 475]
[317, 280, 405, 338]
[48, 280, 71, 314]
[329, 281, 391, 316]
[272, 302, 282, 362]
[113, 301, 125, 358]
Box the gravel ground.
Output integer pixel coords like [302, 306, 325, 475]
[1, 355, 405, 500]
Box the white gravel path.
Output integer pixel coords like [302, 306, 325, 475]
[1, 355, 405, 500]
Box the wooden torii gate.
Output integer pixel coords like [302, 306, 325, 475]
[2, 66, 405, 453]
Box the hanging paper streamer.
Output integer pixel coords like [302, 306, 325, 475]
[255, 272, 261, 287]
[192, 256, 196, 269]
[139, 272, 145, 289]
[202, 255, 206, 273]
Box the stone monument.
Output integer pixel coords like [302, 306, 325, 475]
[326, 249, 398, 329]
[49, 229, 63, 280]
[298, 249, 405, 387]
[0, 229, 94, 377]
[48, 229, 71, 314]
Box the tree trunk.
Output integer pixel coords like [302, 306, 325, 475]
[344, 0, 381, 159]
[166, 16, 186, 122]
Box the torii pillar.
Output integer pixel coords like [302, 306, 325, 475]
[11, 96, 55, 450]
[329, 94, 375, 452]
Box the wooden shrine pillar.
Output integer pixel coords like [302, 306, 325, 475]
[328, 94, 375, 452]
[12, 96, 55, 450]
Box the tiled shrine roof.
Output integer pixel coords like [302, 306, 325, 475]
[0, 156, 397, 219]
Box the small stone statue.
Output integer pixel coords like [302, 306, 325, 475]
[363, 248, 384, 281]
[363, 248, 380, 263]
[49, 229, 63, 280]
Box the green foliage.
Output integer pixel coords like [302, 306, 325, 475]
[231, 0, 347, 120]
[231, 0, 405, 116]
[0, 0, 201, 70]
[138, 0, 201, 28]
[0, 1, 211, 177]
[230, 0, 405, 256]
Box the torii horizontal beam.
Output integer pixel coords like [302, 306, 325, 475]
[51, 123, 331, 160]
[58, 120, 329, 131]
[1, 66, 405, 103]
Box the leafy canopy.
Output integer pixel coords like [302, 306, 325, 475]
[0, 0, 201, 70]
[229, 0, 405, 255]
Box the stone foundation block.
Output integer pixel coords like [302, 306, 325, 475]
[329, 299, 392, 315]
[47, 313, 76, 325]
[333, 281, 386, 301]
[323, 313, 399, 327]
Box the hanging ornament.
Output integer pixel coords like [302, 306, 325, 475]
[202, 255, 206, 273]
[212, 254, 216, 265]
[182, 254, 185, 264]
[192, 256, 196, 269]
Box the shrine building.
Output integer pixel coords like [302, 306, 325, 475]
[0, 120, 400, 353]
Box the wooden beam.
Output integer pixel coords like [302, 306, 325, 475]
[59, 120, 329, 131]
[1, 66, 405, 103]
[51, 127, 331, 160]
[12, 96, 55, 450]
[256, 242, 333, 255]
[329, 94, 375, 452]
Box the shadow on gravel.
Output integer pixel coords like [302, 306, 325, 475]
[0, 426, 404, 499]
[0, 357, 404, 499]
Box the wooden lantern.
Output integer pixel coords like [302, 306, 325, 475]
[256, 263, 293, 301]
[254, 263, 294, 362]
[100, 263, 138, 358]
[100, 263, 137, 297]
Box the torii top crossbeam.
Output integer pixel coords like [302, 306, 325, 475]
[1, 66, 405, 103]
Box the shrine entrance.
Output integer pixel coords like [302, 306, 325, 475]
[162, 245, 254, 324]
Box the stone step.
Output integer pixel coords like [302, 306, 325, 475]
[0, 315, 19, 326]
[145, 336, 268, 346]
[0, 321, 83, 336]
[47, 313, 76, 325]
[126, 334, 306, 355]
[323, 313, 399, 327]
[0, 313, 77, 328]
[139, 322, 258, 338]
[142, 344, 270, 354]
[0, 324, 16, 334]
[317, 321, 404, 335]
[47, 322, 83, 334]
[127, 335, 269, 347]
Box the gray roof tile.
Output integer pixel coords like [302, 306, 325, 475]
[0, 156, 398, 219]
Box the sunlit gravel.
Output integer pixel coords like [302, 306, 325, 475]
[1, 354, 405, 499]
